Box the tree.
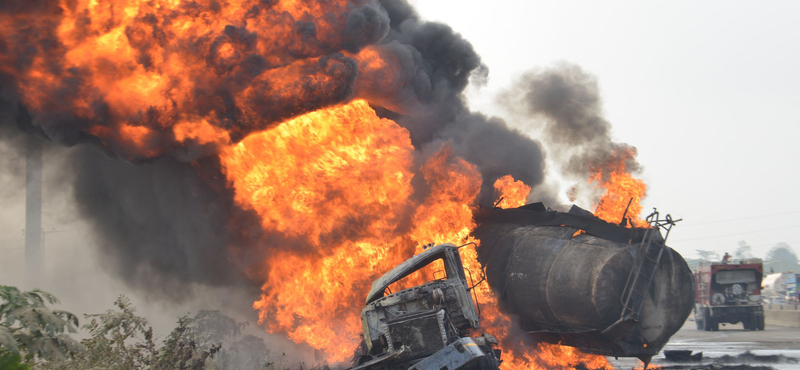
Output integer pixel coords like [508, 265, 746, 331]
[222, 335, 271, 370]
[735, 241, 753, 260]
[38, 295, 269, 370]
[696, 249, 719, 261]
[67, 295, 153, 369]
[766, 243, 800, 273]
[0, 285, 81, 364]
[0, 352, 31, 370]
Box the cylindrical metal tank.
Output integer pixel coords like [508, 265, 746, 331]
[473, 205, 695, 360]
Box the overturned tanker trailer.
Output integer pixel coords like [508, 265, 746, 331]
[473, 203, 695, 364]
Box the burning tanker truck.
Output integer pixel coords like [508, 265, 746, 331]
[352, 203, 694, 370]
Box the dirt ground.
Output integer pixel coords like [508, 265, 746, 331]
[606, 319, 800, 370]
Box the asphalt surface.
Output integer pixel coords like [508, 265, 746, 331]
[606, 319, 800, 369]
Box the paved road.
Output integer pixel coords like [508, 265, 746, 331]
[667, 320, 800, 350]
[606, 319, 800, 369]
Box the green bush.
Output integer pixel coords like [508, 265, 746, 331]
[0, 350, 32, 370]
[2, 286, 281, 370]
[0, 285, 81, 364]
[37, 296, 273, 370]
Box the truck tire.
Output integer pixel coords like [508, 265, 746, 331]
[696, 318, 704, 330]
[477, 348, 502, 370]
[707, 307, 720, 331]
[757, 316, 765, 330]
[703, 309, 712, 331]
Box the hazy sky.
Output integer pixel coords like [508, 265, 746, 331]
[409, 0, 800, 261]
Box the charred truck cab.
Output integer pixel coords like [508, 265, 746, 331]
[354, 243, 501, 370]
[694, 261, 765, 331]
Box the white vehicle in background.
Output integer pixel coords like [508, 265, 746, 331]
[763, 272, 797, 304]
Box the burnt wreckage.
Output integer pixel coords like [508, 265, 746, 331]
[473, 203, 694, 365]
[352, 203, 694, 370]
[354, 243, 501, 370]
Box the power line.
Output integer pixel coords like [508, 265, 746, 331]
[682, 241, 800, 260]
[679, 210, 800, 227]
[671, 225, 800, 242]
[689, 240, 800, 251]
[752, 240, 800, 249]
[663, 194, 800, 208]
[0, 231, 24, 247]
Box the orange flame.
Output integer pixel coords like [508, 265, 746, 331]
[3, 1, 612, 368]
[220, 100, 415, 361]
[219, 100, 609, 369]
[493, 175, 531, 208]
[590, 148, 648, 227]
[0, 0, 395, 160]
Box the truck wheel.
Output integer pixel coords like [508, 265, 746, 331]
[711, 318, 719, 331]
[477, 346, 501, 370]
[703, 309, 712, 331]
[757, 316, 765, 330]
[696, 318, 704, 330]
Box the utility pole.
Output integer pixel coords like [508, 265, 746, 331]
[25, 135, 42, 287]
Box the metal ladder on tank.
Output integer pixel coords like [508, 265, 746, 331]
[619, 209, 681, 322]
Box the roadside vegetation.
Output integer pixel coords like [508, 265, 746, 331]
[693, 241, 799, 273]
[0, 285, 302, 370]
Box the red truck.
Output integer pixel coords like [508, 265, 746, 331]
[694, 260, 765, 331]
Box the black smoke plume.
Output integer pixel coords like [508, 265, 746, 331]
[67, 149, 268, 300]
[368, 0, 545, 203]
[499, 63, 640, 185]
[0, 0, 547, 297]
